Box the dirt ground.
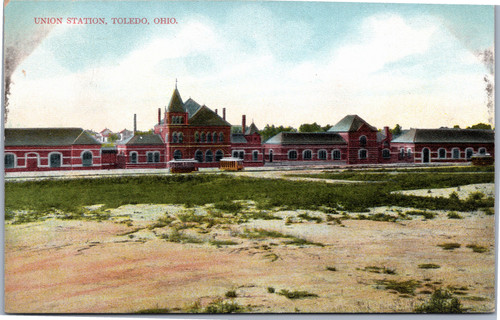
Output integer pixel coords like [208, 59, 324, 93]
[4, 183, 495, 314]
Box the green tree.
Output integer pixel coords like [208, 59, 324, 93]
[299, 122, 322, 133]
[261, 124, 297, 141]
[453, 125, 460, 129]
[467, 123, 492, 130]
[108, 133, 119, 142]
[391, 124, 402, 136]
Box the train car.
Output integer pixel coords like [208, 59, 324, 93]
[219, 157, 244, 171]
[168, 159, 198, 173]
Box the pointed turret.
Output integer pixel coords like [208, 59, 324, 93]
[245, 122, 260, 135]
[167, 88, 185, 113]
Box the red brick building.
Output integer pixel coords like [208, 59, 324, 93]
[4, 128, 102, 172]
[231, 117, 264, 166]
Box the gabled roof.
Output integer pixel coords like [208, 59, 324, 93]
[265, 132, 346, 145]
[245, 122, 260, 135]
[328, 115, 377, 132]
[118, 134, 164, 145]
[231, 133, 248, 144]
[189, 105, 231, 127]
[184, 98, 202, 118]
[167, 88, 185, 113]
[391, 128, 495, 144]
[5, 128, 101, 146]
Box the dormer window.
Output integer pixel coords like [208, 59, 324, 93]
[359, 135, 367, 147]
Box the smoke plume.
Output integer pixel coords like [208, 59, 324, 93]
[475, 48, 494, 126]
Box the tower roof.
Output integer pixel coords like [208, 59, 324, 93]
[167, 88, 185, 113]
[245, 122, 260, 135]
[328, 115, 377, 132]
[189, 105, 231, 126]
[5, 128, 101, 146]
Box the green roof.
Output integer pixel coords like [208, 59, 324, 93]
[265, 132, 346, 145]
[245, 122, 260, 135]
[5, 128, 101, 146]
[392, 128, 495, 144]
[184, 98, 202, 117]
[118, 134, 165, 145]
[189, 105, 231, 127]
[328, 115, 377, 132]
[167, 88, 185, 113]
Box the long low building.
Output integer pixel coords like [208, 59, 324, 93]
[4, 88, 495, 172]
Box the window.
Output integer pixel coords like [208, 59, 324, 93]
[173, 150, 182, 160]
[178, 133, 183, 143]
[205, 150, 213, 162]
[466, 148, 474, 160]
[359, 149, 367, 159]
[216, 150, 224, 162]
[154, 152, 160, 163]
[195, 150, 203, 162]
[49, 153, 62, 167]
[147, 152, 154, 163]
[452, 148, 460, 159]
[179, 116, 184, 124]
[407, 148, 412, 158]
[359, 135, 367, 147]
[5, 154, 15, 169]
[288, 150, 298, 160]
[479, 147, 487, 155]
[318, 150, 327, 160]
[219, 132, 224, 143]
[332, 149, 341, 160]
[232, 150, 238, 158]
[252, 150, 259, 161]
[382, 149, 390, 159]
[399, 148, 405, 159]
[207, 132, 212, 143]
[82, 151, 93, 167]
[238, 151, 244, 159]
[172, 132, 178, 143]
[130, 152, 138, 164]
[438, 148, 446, 159]
[303, 150, 312, 160]
[201, 133, 206, 143]
[213, 132, 217, 143]
[195, 132, 200, 143]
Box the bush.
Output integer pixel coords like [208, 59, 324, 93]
[277, 289, 318, 299]
[326, 266, 337, 271]
[225, 290, 237, 298]
[418, 263, 440, 269]
[414, 289, 464, 313]
[466, 244, 488, 253]
[375, 279, 420, 295]
[447, 212, 462, 219]
[437, 243, 461, 250]
[214, 201, 243, 213]
[204, 299, 244, 313]
[267, 287, 275, 293]
[406, 210, 436, 220]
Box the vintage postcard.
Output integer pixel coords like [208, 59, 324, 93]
[3, 0, 495, 314]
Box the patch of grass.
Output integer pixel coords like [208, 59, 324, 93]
[160, 230, 203, 244]
[297, 212, 322, 223]
[148, 215, 175, 230]
[437, 243, 461, 250]
[204, 299, 245, 313]
[326, 266, 337, 271]
[239, 228, 293, 239]
[466, 244, 488, 253]
[209, 239, 238, 246]
[263, 253, 279, 262]
[277, 289, 318, 299]
[267, 287, 275, 293]
[364, 266, 396, 275]
[418, 263, 441, 269]
[244, 211, 282, 220]
[375, 279, 421, 295]
[214, 201, 244, 213]
[136, 307, 171, 314]
[356, 213, 397, 222]
[447, 212, 462, 219]
[414, 289, 464, 313]
[284, 237, 325, 247]
[225, 290, 237, 298]
[177, 210, 205, 223]
[405, 210, 436, 220]
[482, 207, 495, 215]
[463, 296, 487, 301]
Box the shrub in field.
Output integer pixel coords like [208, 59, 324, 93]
[447, 212, 462, 219]
[278, 289, 318, 299]
[414, 289, 464, 313]
[326, 266, 337, 271]
[214, 201, 244, 213]
[364, 266, 396, 274]
[225, 290, 237, 298]
[204, 299, 244, 313]
[405, 210, 436, 220]
[209, 239, 238, 246]
[466, 244, 488, 253]
[297, 212, 322, 223]
[418, 263, 440, 269]
[482, 207, 495, 215]
[437, 243, 461, 250]
[267, 287, 275, 293]
[375, 279, 421, 295]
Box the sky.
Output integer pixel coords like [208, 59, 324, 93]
[4, 1, 495, 132]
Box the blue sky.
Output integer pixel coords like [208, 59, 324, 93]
[4, 1, 494, 131]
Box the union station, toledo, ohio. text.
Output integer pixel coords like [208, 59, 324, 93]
[34, 17, 107, 24]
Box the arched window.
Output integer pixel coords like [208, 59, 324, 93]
[452, 148, 460, 159]
[173, 150, 182, 160]
[332, 149, 341, 160]
[207, 132, 212, 143]
[172, 132, 178, 143]
[252, 150, 259, 161]
[215, 150, 224, 162]
[194, 132, 200, 143]
[201, 133, 206, 143]
[382, 149, 390, 159]
[288, 150, 298, 160]
[130, 152, 138, 164]
[438, 148, 446, 159]
[195, 150, 203, 162]
[49, 153, 62, 168]
[178, 133, 183, 143]
[219, 132, 224, 142]
[82, 151, 93, 167]
[179, 116, 184, 124]
[359, 135, 367, 147]
[205, 150, 213, 162]
[407, 148, 412, 158]
[4, 154, 15, 169]
[479, 147, 487, 155]
[303, 150, 312, 160]
[399, 148, 405, 159]
[466, 148, 474, 160]
[238, 151, 244, 159]
[318, 150, 327, 160]
[359, 149, 367, 159]
[213, 132, 217, 143]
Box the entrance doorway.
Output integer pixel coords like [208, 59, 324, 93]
[422, 148, 430, 163]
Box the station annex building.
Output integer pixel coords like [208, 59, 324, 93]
[4, 87, 495, 172]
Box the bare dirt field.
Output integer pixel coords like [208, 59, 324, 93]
[4, 181, 495, 314]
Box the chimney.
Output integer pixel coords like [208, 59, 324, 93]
[158, 108, 161, 125]
[384, 126, 391, 140]
[134, 114, 137, 134]
[215, 108, 218, 115]
[223, 108, 226, 121]
[242, 115, 246, 135]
